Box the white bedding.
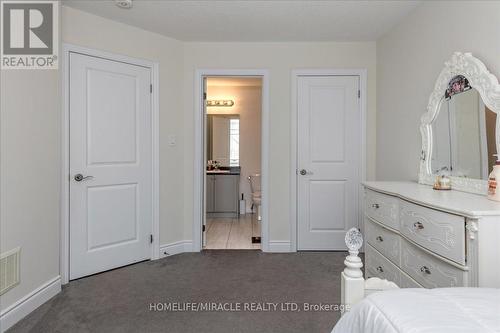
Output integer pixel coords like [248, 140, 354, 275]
[332, 288, 500, 333]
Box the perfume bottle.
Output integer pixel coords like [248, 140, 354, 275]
[488, 157, 500, 202]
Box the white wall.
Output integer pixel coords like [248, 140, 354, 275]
[0, 4, 62, 320]
[0, 70, 61, 317]
[184, 42, 377, 242]
[61, 6, 185, 245]
[376, 1, 500, 181]
[207, 84, 262, 212]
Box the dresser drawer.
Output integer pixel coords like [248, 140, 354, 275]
[400, 271, 422, 288]
[365, 217, 400, 265]
[399, 200, 465, 265]
[365, 244, 401, 286]
[364, 189, 399, 230]
[400, 239, 467, 288]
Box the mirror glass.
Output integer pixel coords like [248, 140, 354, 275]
[431, 87, 497, 179]
[206, 114, 240, 166]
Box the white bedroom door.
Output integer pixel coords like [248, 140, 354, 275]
[297, 75, 361, 250]
[69, 52, 152, 280]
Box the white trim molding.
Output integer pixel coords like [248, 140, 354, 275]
[0, 276, 61, 332]
[61, 44, 160, 284]
[159, 241, 194, 258]
[419, 52, 500, 195]
[268, 241, 292, 253]
[193, 69, 270, 252]
[290, 69, 368, 252]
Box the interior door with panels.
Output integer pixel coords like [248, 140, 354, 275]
[69, 52, 152, 280]
[297, 75, 361, 250]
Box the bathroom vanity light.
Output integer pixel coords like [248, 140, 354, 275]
[206, 100, 235, 107]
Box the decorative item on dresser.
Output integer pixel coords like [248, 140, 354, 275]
[363, 181, 500, 288]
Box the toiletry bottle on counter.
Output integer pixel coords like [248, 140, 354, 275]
[488, 158, 500, 201]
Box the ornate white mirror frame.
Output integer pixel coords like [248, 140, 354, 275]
[419, 52, 500, 195]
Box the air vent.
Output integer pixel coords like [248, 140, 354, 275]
[0, 247, 20, 295]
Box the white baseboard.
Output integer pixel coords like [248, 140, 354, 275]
[159, 240, 193, 258]
[268, 241, 292, 253]
[0, 276, 61, 332]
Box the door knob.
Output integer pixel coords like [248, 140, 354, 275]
[299, 169, 307, 176]
[74, 174, 94, 182]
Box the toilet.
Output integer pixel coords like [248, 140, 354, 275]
[248, 174, 262, 221]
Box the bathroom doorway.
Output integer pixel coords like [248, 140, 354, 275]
[201, 75, 265, 250]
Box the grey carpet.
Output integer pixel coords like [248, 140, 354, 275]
[8, 250, 348, 333]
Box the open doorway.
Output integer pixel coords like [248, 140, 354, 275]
[203, 76, 263, 249]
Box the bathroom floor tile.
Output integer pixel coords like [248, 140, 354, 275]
[205, 214, 261, 250]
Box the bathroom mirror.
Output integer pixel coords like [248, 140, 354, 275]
[419, 53, 500, 194]
[206, 114, 240, 166]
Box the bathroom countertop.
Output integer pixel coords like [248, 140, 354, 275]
[206, 167, 241, 175]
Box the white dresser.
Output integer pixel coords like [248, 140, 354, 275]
[363, 181, 500, 288]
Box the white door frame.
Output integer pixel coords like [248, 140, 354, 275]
[193, 69, 270, 252]
[61, 44, 160, 284]
[290, 69, 367, 252]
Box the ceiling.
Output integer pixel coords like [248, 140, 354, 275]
[63, 0, 422, 42]
[207, 77, 262, 87]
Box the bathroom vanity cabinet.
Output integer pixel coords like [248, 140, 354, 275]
[206, 174, 240, 217]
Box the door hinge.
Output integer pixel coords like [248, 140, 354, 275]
[150, 234, 153, 243]
[202, 225, 206, 232]
[150, 84, 153, 93]
[358, 90, 360, 98]
[203, 92, 207, 100]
